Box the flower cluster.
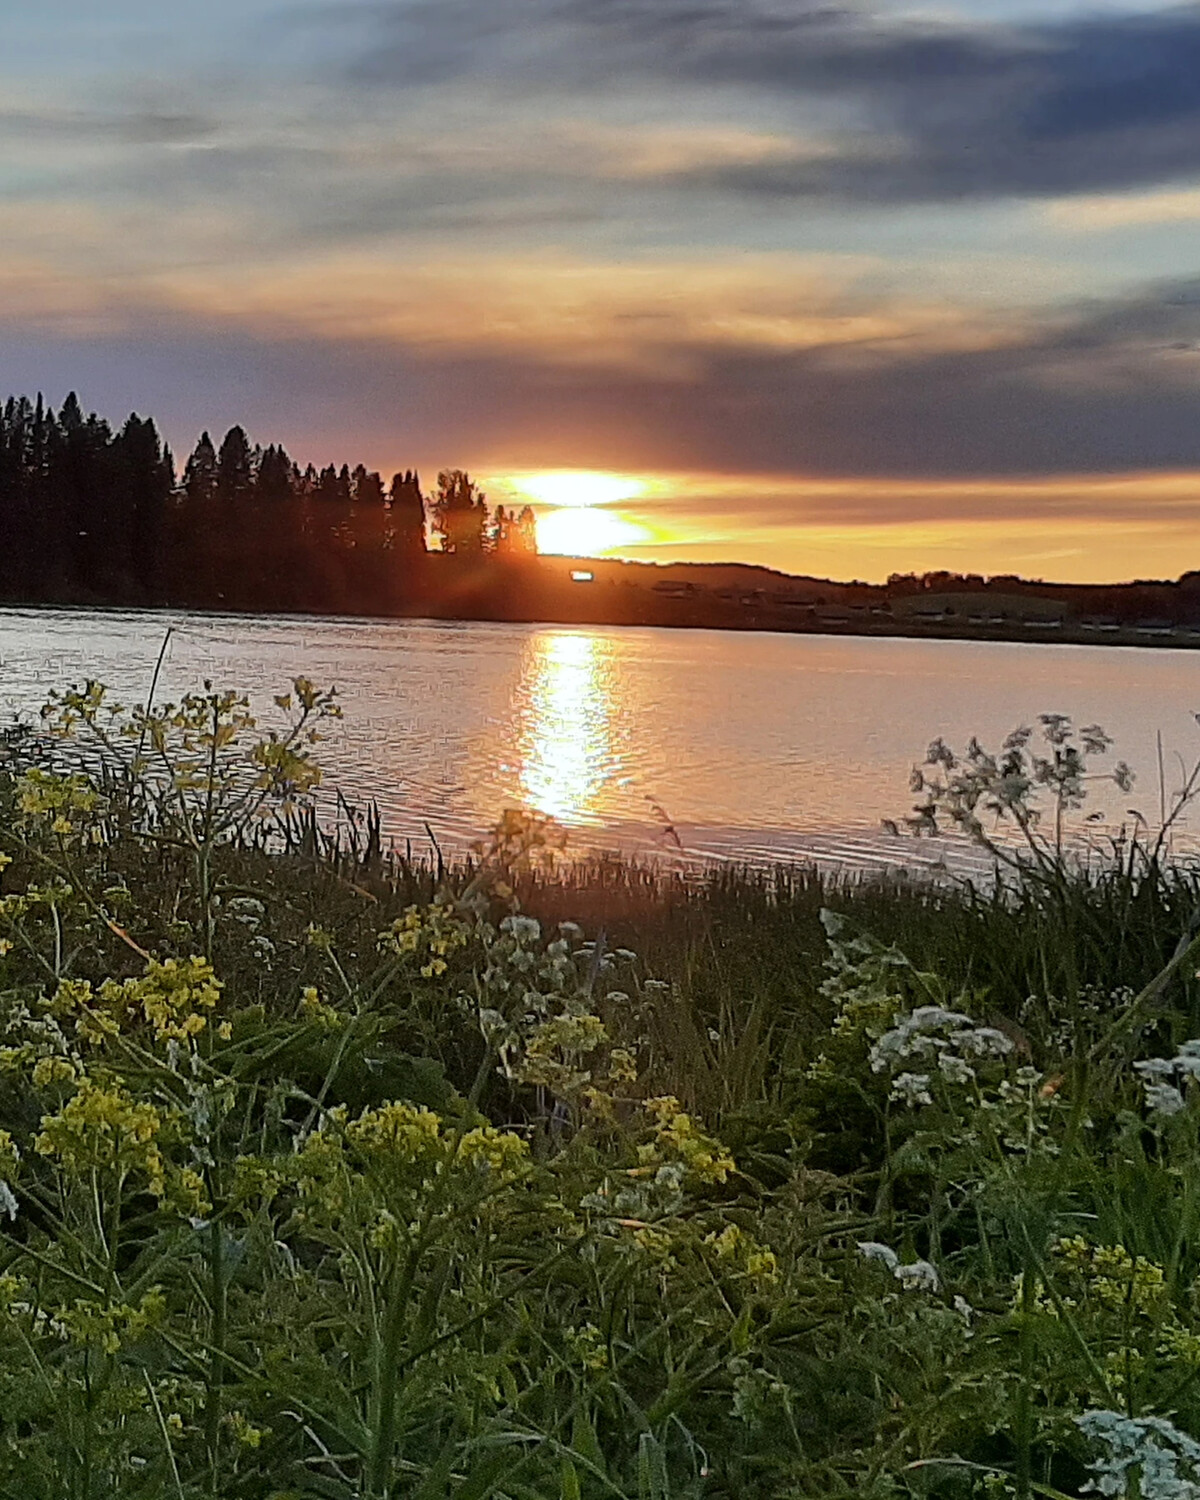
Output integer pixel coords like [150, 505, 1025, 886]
[58, 1289, 166, 1356]
[0, 1129, 19, 1220]
[35, 1077, 167, 1196]
[378, 900, 472, 977]
[16, 767, 103, 840]
[45, 956, 224, 1046]
[869, 1005, 1013, 1105]
[906, 716, 1134, 855]
[857, 1240, 941, 1293]
[1053, 1236, 1167, 1315]
[1076, 1409, 1200, 1499]
[298, 985, 343, 1031]
[1135, 1040, 1200, 1118]
[705, 1221, 779, 1284]
[638, 1096, 735, 1184]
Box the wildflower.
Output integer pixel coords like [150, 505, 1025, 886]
[36, 1077, 167, 1196]
[895, 1259, 940, 1293]
[565, 1322, 609, 1371]
[938, 1052, 976, 1084]
[1136, 1040, 1200, 1119]
[1146, 1082, 1187, 1118]
[857, 1241, 900, 1271]
[890, 1072, 934, 1107]
[32, 1055, 79, 1087]
[950, 1025, 1014, 1059]
[226, 1410, 269, 1449]
[346, 1100, 441, 1161]
[1076, 1409, 1200, 1499]
[457, 1124, 529, 1179]
[299, 986, 342, 1030]
[642, 1096, 735, 1183]
[858, 1240, 941, 1293]
[500, 915, 541, 943]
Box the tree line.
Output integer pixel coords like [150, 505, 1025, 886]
[0, 393, 538, 615]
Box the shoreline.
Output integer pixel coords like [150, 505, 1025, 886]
[5, 593, 1200, 654]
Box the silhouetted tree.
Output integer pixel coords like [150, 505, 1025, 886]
[183, 432, 218, 506]
[431, 469, 488, 555]
[388, 471, 427, 558]
[112, 413, 173, 597]
[216, 426, 255, 504]
[257, 444, 296, 504]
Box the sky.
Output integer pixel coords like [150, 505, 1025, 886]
[7, 0, 1200, 582]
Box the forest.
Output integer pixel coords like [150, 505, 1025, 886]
[0, 393, 537, 616]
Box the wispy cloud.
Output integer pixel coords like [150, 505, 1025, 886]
[312, 0, 1200, 203]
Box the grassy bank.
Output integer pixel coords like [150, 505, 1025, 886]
[2, 682, 1200, 1498]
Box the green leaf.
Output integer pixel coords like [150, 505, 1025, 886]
[560, 1456, 582, 1500]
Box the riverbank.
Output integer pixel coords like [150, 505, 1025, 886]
[3, 684, 1200, 1496]
[9, 549, 1200, 652]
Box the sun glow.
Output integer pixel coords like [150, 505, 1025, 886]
[509, 471, 647, 508]
[535, 506, 650, 556]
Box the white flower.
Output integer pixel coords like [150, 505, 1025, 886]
[500, 915, 541, 943]
[0, 1180, 17, 1221]
[858, 1242, 942, 1294]
[894, 1259, 940, 1293]
[890, 1072, 934, 1107]
[1145, 1082, 1187, 1118]
[1077, 1409, 1200, 1499]
[1135, 1058, 1179, 1081]
[950, 1026, 1014, 1059]
[938, 1053, 976, 1085]
[909, 1006, 973, 1032]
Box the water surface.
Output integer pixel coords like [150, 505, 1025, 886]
[2, 607, 1198, 873]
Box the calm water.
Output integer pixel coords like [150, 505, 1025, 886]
[2, 606, 1199, 873]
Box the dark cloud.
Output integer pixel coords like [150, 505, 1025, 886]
[324, 0, 1200, 201]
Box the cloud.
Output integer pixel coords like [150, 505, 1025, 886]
[1045, 185, 1200, 229]
[7, 263, 1200, 482]
[323, 0, 1200, 202]
[0, 106, 217, 146]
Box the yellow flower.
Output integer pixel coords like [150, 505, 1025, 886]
[36, 1077, 167, 1196]
[299, 986, 342, 1030]
[32, 1055, 79, 1088]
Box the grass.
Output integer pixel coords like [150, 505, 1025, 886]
[3, 683, 1200, 1498]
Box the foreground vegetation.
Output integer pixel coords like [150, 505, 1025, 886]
[4, 687, 1200, 1498]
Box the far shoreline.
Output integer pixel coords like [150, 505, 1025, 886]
[4, 592, 1200, 655]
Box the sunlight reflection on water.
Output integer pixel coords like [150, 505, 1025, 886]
[518, 632, 612, 825]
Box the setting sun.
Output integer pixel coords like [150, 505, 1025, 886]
[535, 506, 649, 556]
[507, 471, 647, 508]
